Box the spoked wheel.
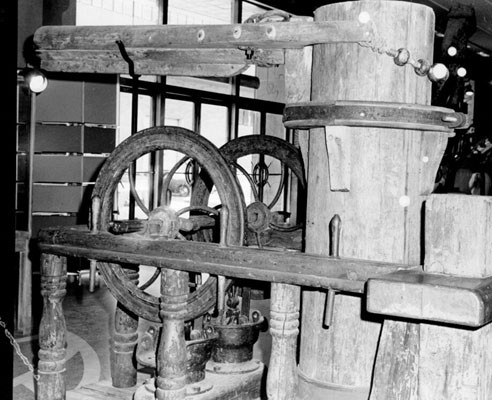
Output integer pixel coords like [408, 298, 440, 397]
[92, 126, 246, 323]
[191, 134, 306, 250]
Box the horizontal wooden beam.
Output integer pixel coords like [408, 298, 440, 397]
[37, 226, 417, 293]
[367, 270, 492, 327]
[36, 48, 284, 76]
[34, 21, 372, 51]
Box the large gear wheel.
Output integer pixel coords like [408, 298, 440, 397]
[91, 126, 246, 322]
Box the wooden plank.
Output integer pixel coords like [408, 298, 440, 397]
[33, 21, 372, 50]
[366, 270, 492, 326]
[37, 48, 284, 76]
[36, 226, 419, 293]
[39, 60, 251, 77]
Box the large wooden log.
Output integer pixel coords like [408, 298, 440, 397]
[297, 2, 445, 399]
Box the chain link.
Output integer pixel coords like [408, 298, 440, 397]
[0, 318, 40, 381]
[357, 18, 444, 81]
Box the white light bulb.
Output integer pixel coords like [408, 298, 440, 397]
[447, 46, 457, 57]
[29, 74, 48, 93]
[457, 67, 467, 77]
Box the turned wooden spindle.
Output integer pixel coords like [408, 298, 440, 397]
[156, 268, 189, 400]
[111, 267, 139, 388]
[267, 283, 301, 400]
[266, 21, 312, 400]
[37, 254, 67, 400]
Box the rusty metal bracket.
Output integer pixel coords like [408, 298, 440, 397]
[283, 101, 469, 132]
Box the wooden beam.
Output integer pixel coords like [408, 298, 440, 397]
[36, 226, 419, 293]
[37, 48, 284, 76]
[33, 21, 372, 51]
[367, 270, 492, 327]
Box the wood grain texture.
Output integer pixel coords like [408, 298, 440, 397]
[297, 2, 442, 399]
[37, 227, 419, 293]
[425, 194, 492, 278]
[265, 36, 312, 400]
[37, 254, 68, 400]
[111, 296, 139, 387]
[418, 194, 492, 400]
[16, 230, 32, 335]
[33, 22, 371, 50]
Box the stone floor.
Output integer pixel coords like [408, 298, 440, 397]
[12, 272, 271, 400]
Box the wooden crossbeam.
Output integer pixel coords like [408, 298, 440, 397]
[37, 226, 417, 293]
[36, 48, 284, 76]
[34, 21, 372, 50]
[33, 21, 372, 76]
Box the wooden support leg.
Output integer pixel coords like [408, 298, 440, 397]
[156, 268, 188, 400]
[37, 254, 67, 400]
[267, 283, 300, 400]
[111, 267, 139, 388]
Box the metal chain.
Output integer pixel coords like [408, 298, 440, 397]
[357, 18, 448, 82]
[0, 318, 40, 381]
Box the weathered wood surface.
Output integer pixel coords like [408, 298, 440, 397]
[417, 194, 492, 400]
[267, 283, 300, 400]
[33, 20, 371, 76]
[33, 22, 372, 50]
[36, 226, 419, 293]
[297, 2, 443, 399]
[15, 230, 32, 335]
[156, 269, 188, 400]
[37, 49, 283, 77]
[37, 254, 67, 400]
[265, 34, 312, 400]
[367, 270, 492, 326]
[111, 268, 139, 388]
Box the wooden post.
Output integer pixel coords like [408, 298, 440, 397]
[418, 194, 492, 399]
[267, 283, 301, 400]
[15, 230, 32, 335]
[37, 254, 67, 400]
[297, 2, 447, 399]
[155, 268, 189, 400]
[111, 267, 139, 388]
[266, 19, 312, 400]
